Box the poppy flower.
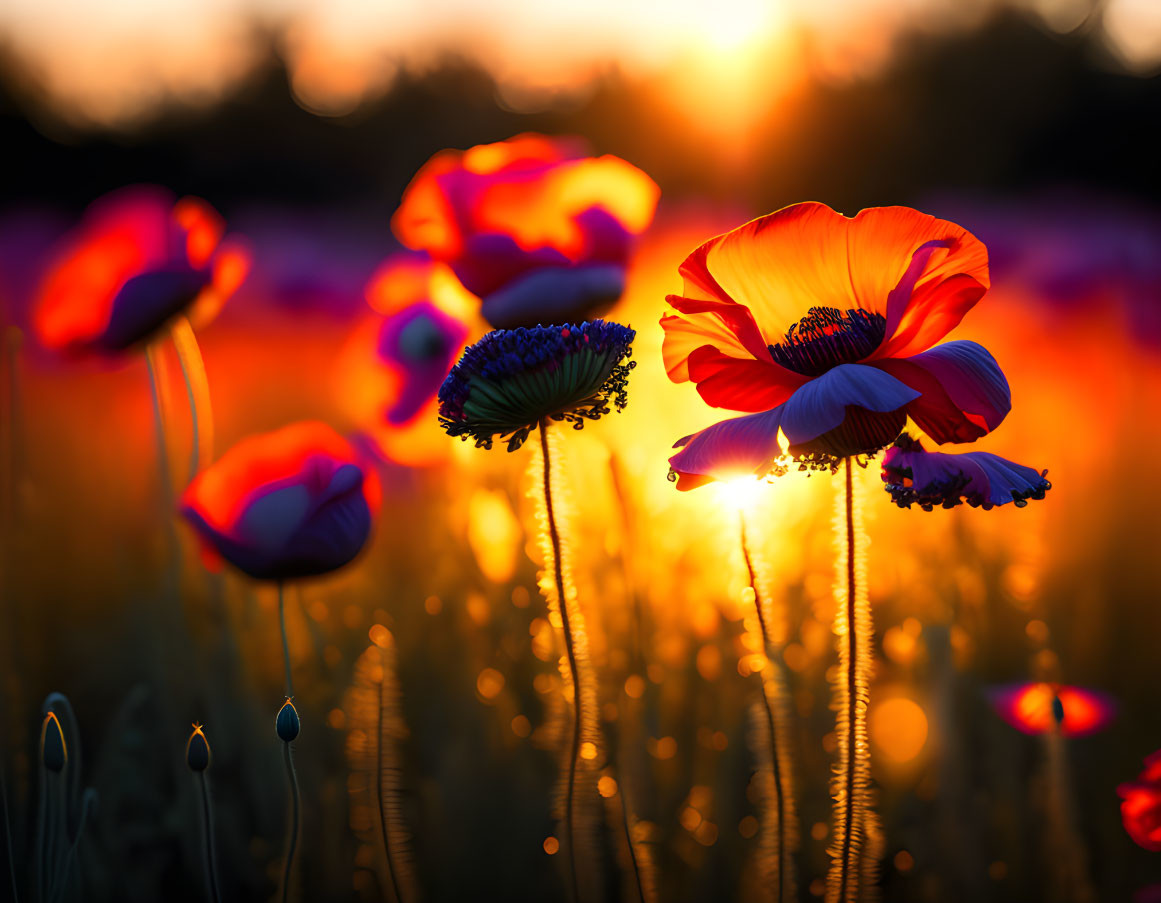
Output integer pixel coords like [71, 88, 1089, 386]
[662, 202, 1011, 490]
[989, 682, 1115, 737]
[1120, 752, 1161, 852]
[180, 421, 379, 580]
[881, 433, 1050, 510]
[367, 253, 473, 426]
[438, 320, 636, 451]
[33, 185, 249, 355]
[392, 134, 659, 329]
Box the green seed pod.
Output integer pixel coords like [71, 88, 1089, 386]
[186, 723, 212, 772]
[40, 711, 67, 772]
[276, 699, 301, 743]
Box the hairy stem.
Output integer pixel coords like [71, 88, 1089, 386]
[376, 679, 403, 903]
[741, 514, 790, 903]
[280, 742, 300, 903]
[827, 457, 874, 903]
[539, 419, 581, 903]
[198, 773, 222, 903]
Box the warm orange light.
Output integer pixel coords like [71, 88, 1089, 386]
[870, 696, 928, 765]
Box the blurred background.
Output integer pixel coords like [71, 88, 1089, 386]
[1, 1, 1160, 901]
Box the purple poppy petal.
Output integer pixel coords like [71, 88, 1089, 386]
[962, 451, 1051, 507]
[480, 263, 625, 330]
[98, 266, 210, 351]
[882, 436, 1050, 510]
[876, 340, 1010, 443]
[572, 206, 634, 265]
[221, 462, 370, 578]
[668, 406, 785, 490]
[780, 363, 920, 445]
[451, 232, 571, 299]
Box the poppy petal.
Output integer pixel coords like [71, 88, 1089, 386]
[480, 264, 625, 331]
[779, 364, 919, 445]
[882, 439, 1050, 510]
[685, 345, 805, 412]
[873, 340, 1011, 444]
[679, 203, 988, 349]
[99, 266, 209, 352]
[668, 407, 786, 490]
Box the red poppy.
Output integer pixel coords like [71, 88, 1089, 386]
[33, 185, 249, 355]
[1120, 752, 1161, 852]
[180, 421, 379, 580]
[392, 133, 659, 329]
[989, 682, 1115, 737]
[662, 203, 1011, 489]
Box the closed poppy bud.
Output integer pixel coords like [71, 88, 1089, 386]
[276, 699, 301, 743]
[180, 421, 379, 580]
[186, 723, 212, 772]
[40, 711, 67, 773]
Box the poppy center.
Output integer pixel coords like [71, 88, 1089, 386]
[397, 313, 450, 362]
[768, 307, 886, 376]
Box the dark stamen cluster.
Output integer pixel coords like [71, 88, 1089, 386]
[768, 307, 887, 376]
[438, 320, 636, 451]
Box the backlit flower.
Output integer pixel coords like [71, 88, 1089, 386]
[393, 134, 659, 329]
[881, 433, 1050, 510]
[662, 203, 1011, 489]
[989, 682, 1115, 737]
[180, 421, 379, 580]
[438, 320, 635, 451]
[1119, 752, 1161, 852]
[33, 185, 250, 354]
[367, 253, 473, 426]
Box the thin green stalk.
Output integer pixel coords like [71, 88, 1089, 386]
[539, 419, 581, 903]
[280, 743, 300, 903]
[197, 773, 222, 903]
[0, 759, 17, 903]
[279, 582, 294, 699]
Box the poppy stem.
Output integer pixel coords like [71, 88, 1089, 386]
[171, 316, 214, 482]
[375, 678, 404, 903]
[197, 772, 222, 903]
[280, 742, 300, 903]
[0, 758, 17, 903]
[740, 512, 795, 903]
[827, 458, 875, 903]
[278, 581, 294, 699]
[538, 419, 582, 903]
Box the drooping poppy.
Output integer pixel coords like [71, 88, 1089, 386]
[661, 203, 1011, 489]
[881, 433, 1050, 510]
[393, 134, 659, 329]
[180, 421, 379, 580]
[1120, 752, 1161, 852]
[438, 320, 636, 451]
[989, 682, 1115, 737]
[33, 185, 249, 355]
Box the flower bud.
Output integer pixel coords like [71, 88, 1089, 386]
[186, 723, 211, 772]
[40, 711, 67, 773]
[276, 699, 301, 743]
